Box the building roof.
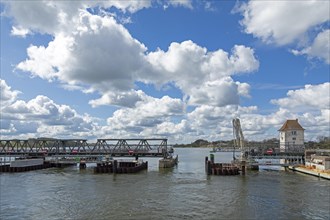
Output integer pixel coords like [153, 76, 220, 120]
[278, 119, 305, 131]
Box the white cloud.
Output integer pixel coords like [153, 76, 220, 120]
[15, 8, 259, 108]
[0, 80, 99, 139]
[11, 26, 30, 37]
[267, 83, 330, 140]
[238, 1, 329, 46]
[237, 82, 251, 98]
[146, 41, 259, 106]
[0, 79, 21, 107]
[89, 90, 144, 108]
[165, 0, 193, 9]
[1, 79, 329, 142]
[16, 11, 147, 93]
[105, 95, 184, 133]
[271, 83, 330, 111]
[103, 0, 152, 13]
[4, 1, 153, 35]
[292, 29, 330, 64]
[187, 78, 239, 106]
[4, 1, 329, 142]
[16, 34, 75, 81]
[237, 1, 330, 64]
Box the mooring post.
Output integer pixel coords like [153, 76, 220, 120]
[210, 154, 214, 164]
[113, 160, 118, 173]
[241, 160, 246, 175]
[207, 161, 212, 175]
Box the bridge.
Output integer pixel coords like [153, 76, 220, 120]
[244, 148, 304, 167]
[0, 138, 170, 159]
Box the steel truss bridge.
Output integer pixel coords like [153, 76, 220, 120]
[0, 138, 170, 158]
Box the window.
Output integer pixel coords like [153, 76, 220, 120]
[292, 137, 296, 140]
[292, 131, 297, 135]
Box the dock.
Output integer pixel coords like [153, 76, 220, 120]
[288, 166, 330, 180]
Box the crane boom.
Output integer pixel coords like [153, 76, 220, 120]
[232, 118, 246, 160]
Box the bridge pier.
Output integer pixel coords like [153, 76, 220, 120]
[241, 160, 246, 175]
[205, 156, 240, 176]
[159, 155, 178, 168]
[79, 160, 86, 169]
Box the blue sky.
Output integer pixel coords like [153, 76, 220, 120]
[1, 0, 329, 143]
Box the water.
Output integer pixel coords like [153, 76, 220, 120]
[1, 148, 329, 220]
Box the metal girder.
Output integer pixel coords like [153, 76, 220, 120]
[0, 138, 168, 157]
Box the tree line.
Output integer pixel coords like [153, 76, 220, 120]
[174, 136, 330, 149]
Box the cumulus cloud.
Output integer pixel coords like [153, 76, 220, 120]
[4, 1, 328, 142]
[105, 95, 184, 132]
[271, 83, 330, 111]
[292, 29, 330, 64]
[15, 8, 259, 108]
[237, 1, 329, 45]
[89, 90, 145, 108]
[3, 1, 261, 140]
[0, 79, 21, 107]
[237, 1, 330, 64]
[1, 78, 329, 142]
[146, 41, 259, 106]
[0, 80, 99, 139]
[16, 12, 147, 92]
[4, 1, 153, 35]
[184, 83, 330, 141]
[267, 83, 330, 140]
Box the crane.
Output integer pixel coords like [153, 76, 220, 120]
[232, 118, 247, 160]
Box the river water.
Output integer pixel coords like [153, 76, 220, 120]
[0, 148, 329, 220]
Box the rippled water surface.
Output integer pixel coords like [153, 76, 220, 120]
[1, 148, 329, 220]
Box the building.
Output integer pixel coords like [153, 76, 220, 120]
[305, 155, 330, 171]
[278, 119, 305, 152]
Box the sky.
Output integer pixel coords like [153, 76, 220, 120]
[0, 0, 329, 144]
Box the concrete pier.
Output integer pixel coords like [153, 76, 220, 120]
[79, 160, 86, 169]
[159, 155, 178, 168]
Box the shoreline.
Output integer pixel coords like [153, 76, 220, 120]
[288, 166, 330, 180]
